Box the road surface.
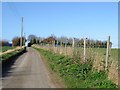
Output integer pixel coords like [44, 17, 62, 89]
[2, 47, 63, 88]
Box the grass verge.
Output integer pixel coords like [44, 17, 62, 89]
[33, 47, 118, 88]
[1, 47, 26, 62]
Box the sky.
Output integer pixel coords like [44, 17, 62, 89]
[2, 2, 118, 48]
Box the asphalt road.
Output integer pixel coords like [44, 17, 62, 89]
[2, 47, 60, 88]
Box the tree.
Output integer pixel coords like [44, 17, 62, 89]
[36, 39, 39, 44]
[79, 38, 84, 47]
[67, 38, 73, 45]
[0, 40, 9, 46]
[12, 37, 20, 46]
[12, 36, 26, 46]
[60, 36, 68, 46]
[28, 35, 37, 41]
[28, 34, 38, 44]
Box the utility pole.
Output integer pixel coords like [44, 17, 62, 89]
[20, 17, 23, 48]
[24, 33, 25, 46]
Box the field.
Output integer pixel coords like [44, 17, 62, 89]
[0, 46, 15, 52]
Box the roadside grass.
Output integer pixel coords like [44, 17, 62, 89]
[33, 47, 117, 88]
[0, 46, 15, 52]
[1, 48, 25, 61]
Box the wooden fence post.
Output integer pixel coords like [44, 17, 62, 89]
[65, 39, 68, 56]
[72, 37, 75, 48]
[84, 38, 86, 61]
[53, 40, 55, 53]
[60, 38, 62, 54]
[65, 42, 67, 56]
[105, 36, 110, 71]
[72, 38, 75, 56]
[57, 40, 58, 53]
[55, 40, 56, 53]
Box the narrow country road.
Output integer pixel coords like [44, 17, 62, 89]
[2, 47, 61, 88]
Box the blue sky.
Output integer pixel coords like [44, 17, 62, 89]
[2, 2, 118, 48]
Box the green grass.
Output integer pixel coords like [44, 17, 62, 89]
[33, 47, 117, 88]
[110, 49, 118, 60]
[74, 47, 118, 60]
[91, 48, 118, 61]
[1, 48, 25, 61]
[0, 46, 15, 52]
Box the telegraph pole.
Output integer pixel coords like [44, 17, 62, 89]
[20, 17, 23, 48]
[24, 33, 25, 46]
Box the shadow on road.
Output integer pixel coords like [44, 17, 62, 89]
[2, 50, 27, 78]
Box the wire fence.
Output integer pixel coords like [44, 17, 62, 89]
[33, 36, 118, 85]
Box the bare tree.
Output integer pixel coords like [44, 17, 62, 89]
[0, 40, 9, 46]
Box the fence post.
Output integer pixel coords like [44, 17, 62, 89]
[57, 40, 58, 53]
[53, 40, 55, 53]
[105, 36, 110, 71]
[84, 38, 86, 61]
[72, 38, 75, 56]
[65, 42, 67, 56]
[65, 39, 68, 56]
[72, 38, 75, 48]
[60, 38, 62, 54]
